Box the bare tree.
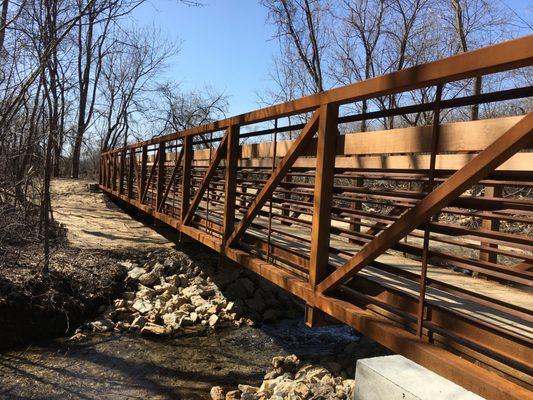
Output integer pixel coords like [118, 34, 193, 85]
[261, 0, 330, 95]
[153, 83, 228, 135]
[71, 0, 145, 178]
[99, 26, 177, 151]
[331, 0, 387, 131]
[441, 0, 510, 120]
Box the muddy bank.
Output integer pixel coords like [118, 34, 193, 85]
[0, 245, 127, 349]
[0, 319, 374, 400]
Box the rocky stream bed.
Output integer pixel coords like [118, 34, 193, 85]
[0, 246, 389, 399]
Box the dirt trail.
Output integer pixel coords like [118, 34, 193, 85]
[52, 179, 173, 250]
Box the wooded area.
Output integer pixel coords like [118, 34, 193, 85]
[0, 0, 531, 267]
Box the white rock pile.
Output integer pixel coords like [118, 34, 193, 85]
[210, 354, 355, 400]
[82, 249, 303, 336]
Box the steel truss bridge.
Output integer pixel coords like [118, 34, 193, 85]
[100, 36, 533, 400]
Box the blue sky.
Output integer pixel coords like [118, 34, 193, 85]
[132, 1, 278, 116]
[132, 0, 532, 117]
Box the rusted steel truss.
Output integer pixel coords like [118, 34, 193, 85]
[99, 36, 533, 400]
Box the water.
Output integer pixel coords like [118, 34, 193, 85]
[0, 319, 359, 399]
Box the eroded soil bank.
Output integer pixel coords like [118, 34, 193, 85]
[0, 179, 175, 349]
[0, 246, 128, 349]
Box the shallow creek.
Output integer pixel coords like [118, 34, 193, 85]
[0, 319, 358, 399]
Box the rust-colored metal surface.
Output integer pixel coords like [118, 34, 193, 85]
[100, 36, 533, 400]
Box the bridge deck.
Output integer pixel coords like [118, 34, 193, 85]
[198, 205, 532, 340]
[99, 37, 533, 400]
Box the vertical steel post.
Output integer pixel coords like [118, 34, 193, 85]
[480, 185, 502, 266]
[106, 155, 110, 188]
[266, 119, 279, 263]
[206, 132, 213, 233]
[112, 154, 117, 192]
[306, 103, 339, 327]
[416, 84, 443, 337]
[119, 149, 126, 194]
[140, 145, 148, 204]
[349, 176, 363, 243]
[127, 148, 134, 198]
[156, 141, 166, 211]
[222, 125, 240, 248]
[180, 135, 193, 223]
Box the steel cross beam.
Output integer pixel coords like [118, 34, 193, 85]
[225, 110, 320, 248]
[316, 111, 533, 294]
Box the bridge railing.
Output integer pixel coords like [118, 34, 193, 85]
[100, 35, 533, 400]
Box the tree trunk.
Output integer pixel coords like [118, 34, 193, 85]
[0, 0, 9, 54]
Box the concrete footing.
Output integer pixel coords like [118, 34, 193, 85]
[354, 355, 485, 400]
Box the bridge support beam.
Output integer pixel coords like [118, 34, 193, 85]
[156, 141, 166, 211]
[306, 103, 339, 327]
[220, 125, 240, 268]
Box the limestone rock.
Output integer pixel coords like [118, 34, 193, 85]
[138, 271, 158, 287]
[303, 366, 330, 383]
[208, 314, 219, 327]
[190, 312, 199, 323]
[114, 299, 126, 308]
[179, 303, 196, 313]
[179, 315, 193, 326]
[272, 354, 300, 374]
[289, 381, 310, 399]
[195, 302, 214, 316]
[190, 294, 207, 307]
[90, 319, 114, 332]
[342, 378, 355, 397]
[272, 381, 293, 398]
[182, 284, 208, 299]
[225, 299, 244, 316]
[123, 291, 136, 301]
[132, 299, 153, 314]
[140, 322, 168, 336]
[238, 385, 258, 395]
[113, 308, 134, 323]
[118, 260, 136, 270]
[163, 257, 176, 271]
[128, 267, 146, 280]
[178, 274, 189, 287]
[69, 332, 88, 342]
[210, 386, 225, 400]
[151, 262, 165, 275]
[131, 315, 146, 330]
[225, 389, 241, 400]
[162, 313, 180, 328]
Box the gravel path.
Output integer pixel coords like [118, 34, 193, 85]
[52, 179, 173, 250]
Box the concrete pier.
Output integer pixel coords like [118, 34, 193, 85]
[354, 355, 485, 400]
